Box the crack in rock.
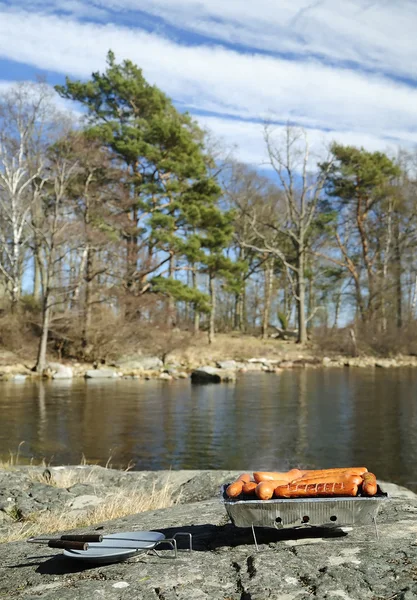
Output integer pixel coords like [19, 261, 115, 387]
[246, 555, 256, 579]
[232, 561, 253, 600]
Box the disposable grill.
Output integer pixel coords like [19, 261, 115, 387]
[221, 484, 388, 550]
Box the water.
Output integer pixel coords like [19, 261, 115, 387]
[0, 369, 416, 491]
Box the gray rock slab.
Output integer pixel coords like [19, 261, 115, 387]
[1, 488, 417, 600]
[67, 495, 103, 511]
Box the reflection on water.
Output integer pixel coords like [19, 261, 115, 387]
[0, 370, 416, 491]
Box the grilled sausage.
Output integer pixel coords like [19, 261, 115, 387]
[255, 480, 289, 500]
[226, 481, 244, 497]
[361, 473, 377, 496]
[298, 474, 363, 486]
[226, 473, 253, 497]
[300, 467, 368, 478]
[242, 481, 257, 495]
[253, 469, 303, 484]
[274, 480, 359, 498]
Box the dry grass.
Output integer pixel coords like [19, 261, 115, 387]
[0, 482, 179, 543]
[0, 445, 134, 488]
[0, 441, 27, 469]
[27, 466, 102, 488]
[177, 332, 311, 364]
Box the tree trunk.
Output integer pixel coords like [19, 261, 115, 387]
[307, 260, 315, 334]
[356, 198, 374, 320]
[192, 266, 200, 335]
[261, 260, 274, 339]
[71, 246, 88, 308]
[297, 246, 307, 344]
[393, 213, 402, 328]
[333, 291, 341, 328]
[208, 273, 216, 345]
[81, 246, 93, 351]
[126, 206, 139, 291]
[234, 292, 241, 331]
[33, 253, 41, 302]
[167, 252, 176, 327]
[36, 298, 50, 373]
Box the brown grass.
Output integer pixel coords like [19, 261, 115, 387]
[177, 332, 311, 364]
[0, 482, 179, 543]
[0, 441, 27, 469]
[27, 466, 102, 488]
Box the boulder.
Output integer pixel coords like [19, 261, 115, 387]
[191, 366, 236, 384]
[241, 362, 265, 371]
[175, 372, 189, 379]
[84, 369, 119, 379]
[47, 362, 73, 380]
[159, 373, 172, 381]
[11, 374, 27, 382]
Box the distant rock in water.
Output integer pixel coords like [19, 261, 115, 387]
[191, 366, 236, 384]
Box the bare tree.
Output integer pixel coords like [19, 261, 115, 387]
[240, 126, 332, 343]
[34, 137, 80, 372]
[0, 83, 53, 309]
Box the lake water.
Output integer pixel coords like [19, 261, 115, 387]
[0, 370, 416, 492]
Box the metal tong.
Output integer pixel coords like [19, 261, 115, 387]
[27, 534, 103, 551]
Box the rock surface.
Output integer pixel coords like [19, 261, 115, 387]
[0, 476, 416, 600]
[0, 468, 242, 535]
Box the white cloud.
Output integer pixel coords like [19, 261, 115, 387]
[0, 7, 415, 165]
[28, 0, 417, 82]
[199, 116, 407, 167]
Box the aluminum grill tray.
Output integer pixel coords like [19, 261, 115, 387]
[221, 485, 388, 529]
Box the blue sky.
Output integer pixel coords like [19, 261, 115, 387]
[0, 0, 416, 164]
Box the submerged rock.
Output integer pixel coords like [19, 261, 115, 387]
[191, 366, 236, 384]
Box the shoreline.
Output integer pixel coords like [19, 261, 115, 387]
[2, 354, 417, 382]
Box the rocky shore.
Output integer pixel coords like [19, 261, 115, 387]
[2, 353, 417, 384]
[0, 467, 417, 599]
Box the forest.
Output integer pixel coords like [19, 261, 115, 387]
[1, 51, 417, 371]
